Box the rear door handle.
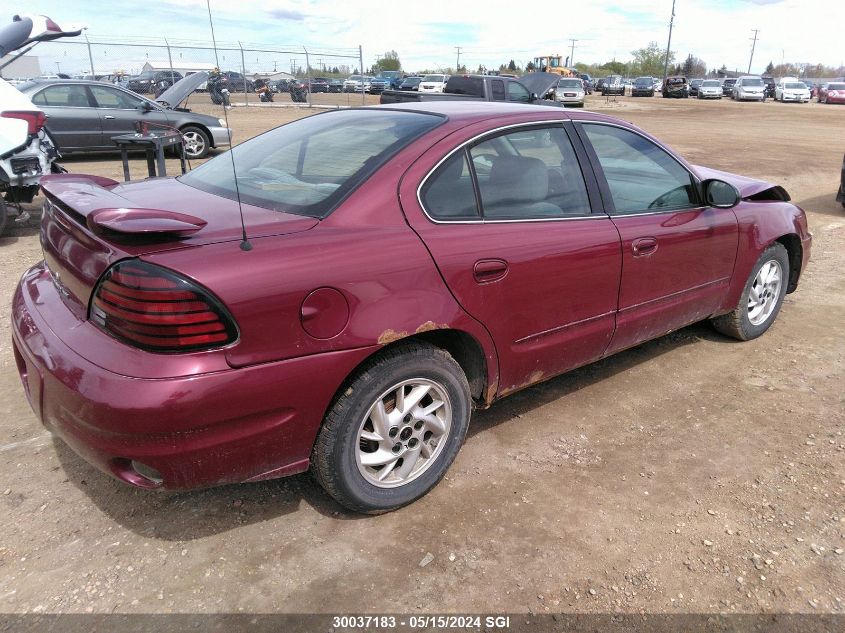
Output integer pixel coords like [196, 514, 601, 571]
[631, 237, 658, 256]
[103, 115, 115, 120]
[473, 258, 508, 283]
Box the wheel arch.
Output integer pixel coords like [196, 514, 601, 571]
[320, 328, 492, 434]
[178, 122, 214, 147]
[775, 233, 803, 294]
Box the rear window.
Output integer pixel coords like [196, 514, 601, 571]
[634, 78, 652, 86]
[445, 76, 484, 96]
[785, 82, 807, 89]
[179, 109, 444, 219]
[742, 78, 763, 86]
[423, 75, 445, 82]
[702, 80, 720, 86]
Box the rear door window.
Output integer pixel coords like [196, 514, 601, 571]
[470, 126, 591, 219]
[31, 84, 92, 107]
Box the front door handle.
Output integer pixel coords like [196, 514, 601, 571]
[473, 258, 508, 283]
[103, 115, 115, 120]
[631, 237, 658, 257]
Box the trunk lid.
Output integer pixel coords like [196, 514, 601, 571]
[38, 173, 317, 318]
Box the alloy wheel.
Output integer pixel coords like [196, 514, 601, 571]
[355, 378, 452, 488]
[182, 130, 206, 158]
[747, 260, 783, 326]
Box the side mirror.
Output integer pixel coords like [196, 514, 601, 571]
[703, 178, 740, 209]
[136, 101, 154, 113]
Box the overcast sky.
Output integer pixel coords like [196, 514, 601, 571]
[18, 0, 845, 74]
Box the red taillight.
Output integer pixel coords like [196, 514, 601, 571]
[90, 261, 237, 352]
[1, 111, 47, 136]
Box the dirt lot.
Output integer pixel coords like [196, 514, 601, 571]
[0, 94, 843, 616]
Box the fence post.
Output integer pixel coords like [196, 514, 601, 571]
[359, 45, 365, 105]
[239, 41, 248, 105]
[164, 38, 175, 86]
[85, 34, 96, 78]
[303, 46, 312, 108]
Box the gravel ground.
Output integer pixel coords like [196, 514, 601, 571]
[0, 94, 842, 616]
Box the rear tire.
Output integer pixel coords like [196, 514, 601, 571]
[312, 342, 471, 513]
[710, 243, 789, 341]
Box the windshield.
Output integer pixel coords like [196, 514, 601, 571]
[785, 82, 806, 89]
[828, 83, 845, 90]
[179, 109, 444, 219]
[742, 78, 763, 87]
[423, 75, 444, 82]
[558, 79, 582, 88]
[634, 78, 651, 86]
[347, 75, 362, 81]
[702, 80, 720, 86]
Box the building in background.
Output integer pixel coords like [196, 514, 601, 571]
[0, 54, 41, 80]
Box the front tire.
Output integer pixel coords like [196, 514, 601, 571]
[313, 343, 471, 513]
[711, 243, 789, 341]
[179, 126, 210, 159]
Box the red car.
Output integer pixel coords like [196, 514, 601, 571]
[817, 82, 845, 104]
[12, 103, 812, 513]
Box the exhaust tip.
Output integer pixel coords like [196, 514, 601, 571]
[111, 458, 164, 488]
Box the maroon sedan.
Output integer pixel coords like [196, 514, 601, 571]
[13, 102, 811, 513]
[817, 82, 845, 104]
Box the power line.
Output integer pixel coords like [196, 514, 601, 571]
[748, 29, 760, 74]
[662, 0, 677, 83]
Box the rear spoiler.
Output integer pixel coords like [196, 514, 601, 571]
[40, 173, 207, 237]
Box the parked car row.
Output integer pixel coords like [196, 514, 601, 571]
[594, 74, 829, 104]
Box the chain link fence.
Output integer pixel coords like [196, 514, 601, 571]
[17, 36, 370, 108]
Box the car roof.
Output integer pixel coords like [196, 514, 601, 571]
[19, 78, 128, 90]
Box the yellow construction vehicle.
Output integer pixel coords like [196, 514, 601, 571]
[532, 55, 576, 76]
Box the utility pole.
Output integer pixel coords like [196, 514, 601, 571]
[454, 46, 462, 72]
[748, 29, 760, 74]
[662, 0, 676, 84]
[569, 39, 578, 67]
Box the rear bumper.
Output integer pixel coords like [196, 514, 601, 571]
[12, 262, 375, 490]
